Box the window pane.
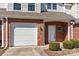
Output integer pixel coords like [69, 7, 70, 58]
[28, 3, 35, 11]
[47, 3, 51, 9]
[14, 3, 21, 10]
[53, 3, 57, 10]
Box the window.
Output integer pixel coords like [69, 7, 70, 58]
[14, 3, 21, 10]
[53, 3, 57, 10]
[57, 26, 63, 32]
[47, 3, 51, 9]
[28, 3, 35, 11]
[47, 3, 57, 10]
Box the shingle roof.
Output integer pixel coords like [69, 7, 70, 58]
[0, 8, 76, 22]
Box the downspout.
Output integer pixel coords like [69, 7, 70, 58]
[1, 18, 4, 48]
[5, 17, 8, 48]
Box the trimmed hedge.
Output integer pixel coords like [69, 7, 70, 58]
[63, 40, 74, 49]
[49, 42, 61, 51]
[49, 40, 79, 51]
[63, 40, 79, 49]
[71, 40, 79, 48]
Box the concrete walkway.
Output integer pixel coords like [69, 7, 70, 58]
[2, 46, 48, 56]
[65, 53, 79, 56]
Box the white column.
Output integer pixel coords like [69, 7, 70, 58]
[68, 22, 70, 40]
[71, 24, 74, 39]
[5, 17, 8, 47]
[1, 19, 4, 47]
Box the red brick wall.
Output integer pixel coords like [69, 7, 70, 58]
[56, 24, 68, 42]
[38, 23, 44, 45]
[74, 24, 79, 40]
[3, 18, 69, 47]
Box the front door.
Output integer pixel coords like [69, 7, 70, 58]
[48, 25, 56, 43]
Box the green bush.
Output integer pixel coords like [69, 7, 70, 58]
[63, 40, 74, 49]
[49, 42, 61, 51]
[71, 40, 79, 48]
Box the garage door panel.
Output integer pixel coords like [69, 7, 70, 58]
[14, 28, 37, 40]
[11, 23, 37, 46]
[14, 39, 37, 45]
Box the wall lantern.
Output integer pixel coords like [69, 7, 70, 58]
[70, 20, 75, 25]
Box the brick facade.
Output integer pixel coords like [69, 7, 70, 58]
[7, 18, 44, 47]
[45, 22, 68, 44]
[74, 24, 79, 40]
[1, 18, 73, 47]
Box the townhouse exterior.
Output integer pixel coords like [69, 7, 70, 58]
[0, 3, 79, 48]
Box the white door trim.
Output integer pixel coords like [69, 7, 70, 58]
[1, 19, 4, 47]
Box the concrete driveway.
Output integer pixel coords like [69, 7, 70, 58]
[2, 46, 48, 56]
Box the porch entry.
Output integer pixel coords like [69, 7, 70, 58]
[48, 25, 56, 43]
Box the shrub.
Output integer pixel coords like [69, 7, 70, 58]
[63, 40, 74, 49]
[49, 41, 61, 51]
[71, 40, 79, 48]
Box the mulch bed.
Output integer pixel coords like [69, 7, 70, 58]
[44, 48, 79, 56]
[0, 47, 8, 56]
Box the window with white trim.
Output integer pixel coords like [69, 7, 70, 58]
[14, 3, 21, 10]
[28, 3, 35, 11]
[47, 3, 57, 10]
[57, 26, 63, 32]
[53, 3, 57, 10]
[47, 3, 51, 9]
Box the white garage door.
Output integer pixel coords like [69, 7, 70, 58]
[11, 23, 37, 46]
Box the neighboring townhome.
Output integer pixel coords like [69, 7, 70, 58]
[0, 3, 79, 48]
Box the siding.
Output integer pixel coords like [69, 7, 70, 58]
[76, 4, 79, 18]
[21, 3, 28, 12]
[7, 3, 41, 13]
[1, 3, 79, 17]
[35, 3, 41, 13]
[7, 3, 14, 11]
[57, 4, 64, 12]
[65, 4, 77, 18]
[0, 3, 7, 8]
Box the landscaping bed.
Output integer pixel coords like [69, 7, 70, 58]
[44, 48, 79, 56]
[44, 40, 79, 56]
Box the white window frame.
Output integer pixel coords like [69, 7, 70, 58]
[47, 3, 57, 11]
[28, 3, 35, 12]
[13, 3, 22, 11]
